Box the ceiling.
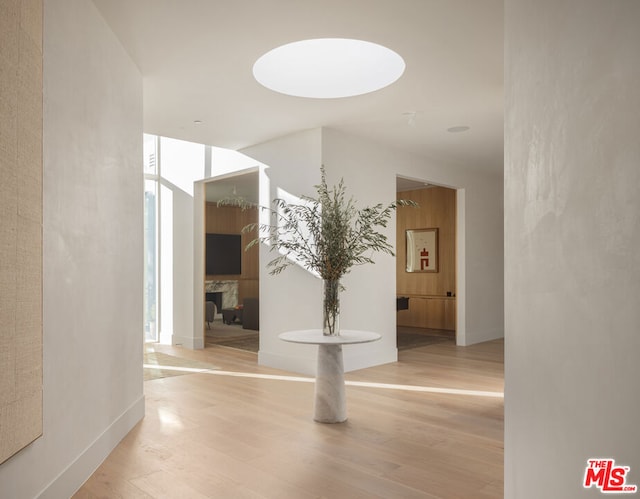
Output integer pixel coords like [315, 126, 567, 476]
[204, 172, 431, 204]
[93, 0, 503, 174]
[205, 171, 259, 204]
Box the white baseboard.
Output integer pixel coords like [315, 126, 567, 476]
[172, 334, 204, 349]
[37, 395, 145, 499]
[459, 329, 504, 346]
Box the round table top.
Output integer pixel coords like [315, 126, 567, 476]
[278, 329, 381, 345]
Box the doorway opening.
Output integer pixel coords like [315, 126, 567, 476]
[195, 169, 261, 354]
[395, 176, 463, 350]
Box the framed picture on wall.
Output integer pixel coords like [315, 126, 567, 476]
[406, 228, 439, 273]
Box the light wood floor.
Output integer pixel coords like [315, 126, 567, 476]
[74, 338, 504, 498]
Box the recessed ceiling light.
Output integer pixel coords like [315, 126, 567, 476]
[194, 120, 203, 125]
[403, 111, 418, 127]
[447, 126, 470, 133]
[253, 38, 405, 99]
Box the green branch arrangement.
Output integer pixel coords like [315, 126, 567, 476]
[232, 165, 417, 335]
[244, 166, 417, 282]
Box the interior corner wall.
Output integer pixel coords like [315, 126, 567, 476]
[0, 1, 144, 497]
[320, 129, 402, 370]
[322, 129, 503, 348]
[161, 141, 261, 351]
[243, 127, 402, 374]
[505, 1, 640, 497]
[242, 127, 503, 375]
[241, 128, 324, 375]
[323, 128, 504, 348]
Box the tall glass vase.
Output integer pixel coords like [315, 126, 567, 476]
[322, 279, 340, 336]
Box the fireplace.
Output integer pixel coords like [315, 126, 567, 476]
[205, 280, 239, 310]
[205, 292, 223, 312]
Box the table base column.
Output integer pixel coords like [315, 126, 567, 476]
[313, 344, 347, 423]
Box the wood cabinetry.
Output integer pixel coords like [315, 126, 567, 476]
[396, 295, 456, 330]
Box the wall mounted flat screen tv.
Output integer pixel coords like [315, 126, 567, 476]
[206, 233, 242, 275]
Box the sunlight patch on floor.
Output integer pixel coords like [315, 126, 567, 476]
[144, 361, 503, 398]
[143, 364, 217, 374]
[203, 369, 504, 398]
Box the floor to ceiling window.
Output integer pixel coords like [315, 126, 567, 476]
[143, 134, 159, 342]
[142, 134, 207, 344]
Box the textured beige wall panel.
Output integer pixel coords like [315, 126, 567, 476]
[20, 0, 42, 48]
[0, 0, 43, 464]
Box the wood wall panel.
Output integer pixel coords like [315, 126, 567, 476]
[396, 187, 456, 330]
[0, 0, 43, 464]
[396, 297, 456, 330]
[205, 203, 258, 302]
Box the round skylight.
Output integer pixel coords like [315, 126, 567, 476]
[253, 38, 405, 99]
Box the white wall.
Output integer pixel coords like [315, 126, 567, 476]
[168, 188, 197, 346]
[458, 171, 504, 345]
[321, 129, 404, 370]
[0, 1, 144, 497]
[242, 129, 324, 374]
[324, 129, 504, 348]
[242, 127, 503, 375]
[156, 139, 260, 348]
[156, 137, 205, 347]
[505, 1, 640, 497]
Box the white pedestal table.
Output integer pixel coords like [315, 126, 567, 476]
[278, 329, 381, 423]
